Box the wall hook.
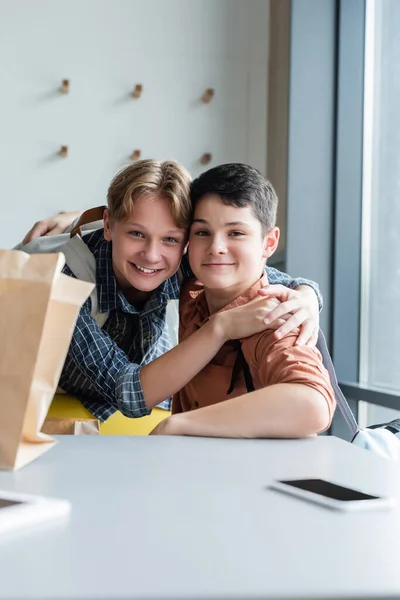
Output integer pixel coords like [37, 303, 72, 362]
[130, 149, 141, 161]
[60, 79, 70, 94]
[59, 145, 68, 158]
[201, 88, 215, 103]
[200, 152, 212, 165]
[131, 84, 143, 99]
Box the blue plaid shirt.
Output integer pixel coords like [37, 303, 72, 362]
[59, 229, 322, 421]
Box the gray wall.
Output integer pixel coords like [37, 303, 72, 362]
[285, 0, 337, 340]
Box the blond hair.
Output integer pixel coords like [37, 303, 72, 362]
[107, 159, 192, 230]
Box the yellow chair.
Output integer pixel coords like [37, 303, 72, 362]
[47, 394, 169, 435]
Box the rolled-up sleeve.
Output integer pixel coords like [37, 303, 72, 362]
[251, 331, 336, 426]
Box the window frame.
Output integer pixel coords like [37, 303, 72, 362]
[332, 0, 400, 436]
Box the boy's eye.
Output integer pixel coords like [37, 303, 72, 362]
[193, 230, 209, 236]
[229, 231, 245, 237]
[164, 237, 179, 244]
[129, 231, 144, 238]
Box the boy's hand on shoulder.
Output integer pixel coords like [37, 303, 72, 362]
[213, 296, 288, 342]
[257, 284, 319, 346]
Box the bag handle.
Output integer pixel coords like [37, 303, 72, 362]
[316, 330, 359, 437]
[70, 206, 107, 238]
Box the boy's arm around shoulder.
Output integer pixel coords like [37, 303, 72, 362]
[264, 265, 323, 310]
[151, 331, 335, 438]
[260, 266, 321, 346]
[141, 280, 288, 407]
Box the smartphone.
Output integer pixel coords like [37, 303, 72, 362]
[269, 478, 395, 511]
[0, 489, 71, 536]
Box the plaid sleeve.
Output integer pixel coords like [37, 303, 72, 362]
[64, 299, 151, 418]
[265, 266, 323, 311]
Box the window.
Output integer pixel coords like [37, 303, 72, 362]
[360, 0, 400, 424]
[333, 0, 400, 434]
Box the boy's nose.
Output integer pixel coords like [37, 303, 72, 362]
[142, 242, 162, 263]
[208, 236, 227, 254]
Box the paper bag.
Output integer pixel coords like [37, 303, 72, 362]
[41, 418, 100, 435]
[0, 250, 93, 469]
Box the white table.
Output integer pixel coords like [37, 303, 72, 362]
[0, 435, 399, 599]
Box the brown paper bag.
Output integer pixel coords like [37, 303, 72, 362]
[0, 250, 94, 470]
[41, 418, 100, 435]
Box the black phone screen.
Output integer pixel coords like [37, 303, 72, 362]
[0, 499, 23, 509]
[279, 478, 380, 502]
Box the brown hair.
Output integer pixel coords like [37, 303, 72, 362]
[190, 163, 278, 234]
[107, 159, 192, 230]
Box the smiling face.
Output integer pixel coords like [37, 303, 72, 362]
[104, 193, 187, 304]
[188, 194, 279, 309]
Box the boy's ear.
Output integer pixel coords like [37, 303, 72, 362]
[103, 209, 112, 241]
[263, 227, 280, 259]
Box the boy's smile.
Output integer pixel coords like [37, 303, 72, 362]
[129, 263, 164, 276]
[104, 193, 187, 304]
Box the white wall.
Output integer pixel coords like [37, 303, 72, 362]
[0, 0, 269, 247]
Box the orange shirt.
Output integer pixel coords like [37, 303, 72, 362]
[172, 275, 336, 427]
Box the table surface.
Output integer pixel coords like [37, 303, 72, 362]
[0, 435, 399, 600]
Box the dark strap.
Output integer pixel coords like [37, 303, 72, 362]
[316, 330, 359, 437]
[227, 341, 255, 395]
[368, 418, 400, 435]
[70, 206, 107, 238]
